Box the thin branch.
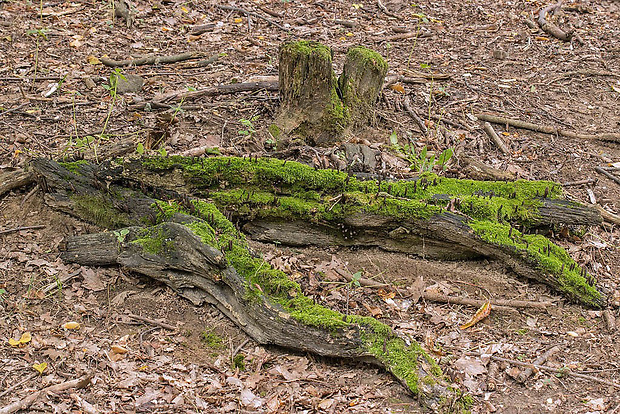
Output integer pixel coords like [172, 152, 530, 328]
[0, 372, 93, 414]
[595, 167, 620, 186]
[100, 52, 205, 67]
[482, 121, 509, 154]
[0, 225, 45, 236]
[476, 113, 620, 143]
[126, 313, 177, 330]
[217, 5, 288, 32]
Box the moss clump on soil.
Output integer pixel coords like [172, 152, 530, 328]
[72, 194, 131, 229]
[469, 220, 602, 307]
[201, 329, 224, 349]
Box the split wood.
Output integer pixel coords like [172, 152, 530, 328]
[595, 167, 620, 186]
[470, 354, 620, 390]
[476, 113, 620, 143]
[0, 225, 45, 236]
[126, 313, 177, 331]
[482, 121, 510, 154]
[603, 310, 616, 331]
[100, 51, 205, 67]
[0, 372, 93, 414]
[217, 5, 288, 32]
[337, 270, 551, 311]
[517, 345, 560, 383]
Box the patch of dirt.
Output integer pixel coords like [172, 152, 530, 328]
[1, 0, 619, 412]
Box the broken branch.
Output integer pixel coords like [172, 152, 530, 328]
[476, 113, 620, 143]
[100, 52, 205, 67]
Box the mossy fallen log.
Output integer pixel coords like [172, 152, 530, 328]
[32, 158, 468, 412]
[86, 155, 604, 308]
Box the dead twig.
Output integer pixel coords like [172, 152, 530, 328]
[562, 178, 596, 187]
[0, 225, 45, 236]
[422, 292, 551, 310]
[126, 313, 177, 331]
[546, 69, 620, 85]
[100, 51, 205, 67]
[471, 354, 620, 390]
[377, 0, 398, 18]
[595, 167, 620, 186]
[158, 81, 279, 103]
[217, 5, 288, 32]
[403, 97, 428, 135]
[537, 2, 584, 45]
[482, 121, 509, 154]
[517, 345, 560, 383]
[0, 372, 93, 414]
[0, 373, 38, 399]
[475, 113, 620, 143]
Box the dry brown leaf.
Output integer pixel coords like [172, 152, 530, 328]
[460, 300, 491, 330]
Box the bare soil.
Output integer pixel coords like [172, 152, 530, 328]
[1, 0, 619, 413]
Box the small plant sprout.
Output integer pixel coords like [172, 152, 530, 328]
[389, 131, 453, 172]
[238, 115, 259, 138]
[113, 229, 130, 243]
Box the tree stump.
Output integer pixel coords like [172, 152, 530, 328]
[272, 41, 387, 146]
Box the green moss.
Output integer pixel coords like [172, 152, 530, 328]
[232, 354, 246, 370]
[268, 123, 281, 139]
[201, 329, 224, 349]
[141, 156, 562, 227]
[154, 198, 448, 397]
[470, 220, 602, 307]
[131, 226, 173, 255]
[346, 46, 388, 74]
[72, 194, 131, 229]
[59, 160, 89, 175]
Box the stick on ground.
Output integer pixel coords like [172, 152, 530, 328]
[482, 121, 510, 154]
[100, 52, 205, 67]
[0, 372, 93, 414]
[476, 113, 620, 143]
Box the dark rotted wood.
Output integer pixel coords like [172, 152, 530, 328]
[0, 169, 35, 197]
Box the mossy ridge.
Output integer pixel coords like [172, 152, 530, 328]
[140, 156, 562, 227]
[469, 220, 602, 307]
[131, 226, 173, 255]
[59, 160, 89, 175]
[72, 194, 132, 229]
[152, 198, 456, 399]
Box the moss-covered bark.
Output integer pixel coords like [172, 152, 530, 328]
[273, 41, 387, 146]
[32, 157, 470, 412]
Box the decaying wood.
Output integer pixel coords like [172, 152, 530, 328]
[0, 372, 93, 414]
[101, 52, 205, 67]
[476, 113, 620, 143]
[158, 81, 279, 103]
[458, 154, 516, 181]
[0, 169, 35, 197]
[516, 345, 560, 383]
[422, 292, 552, 311]
[30, 158, 461, 409]
[217, 5, 288, 32]
[482, 122, 510, 154]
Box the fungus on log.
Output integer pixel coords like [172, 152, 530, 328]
[271, 41, 387, 146]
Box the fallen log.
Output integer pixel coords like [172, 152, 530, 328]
[32, 157, 467, 411]
[25, 155, 607, 410]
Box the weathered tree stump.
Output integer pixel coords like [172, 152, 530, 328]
[271, 41, 387, 146]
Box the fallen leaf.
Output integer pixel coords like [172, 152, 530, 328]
[8, 332, 32, 347]
[390, 83, 406, 93]
[33, 362, 48, 374]
[111, 345, 129, 354]
[234, 17, 243, 23]
[460, 300, 491, 329]
[63, 321, 81, 330]
[87, 55, 101, 65]
[363, 302, 383, 317]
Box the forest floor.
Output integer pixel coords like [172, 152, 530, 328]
[1, 0, 620, 412]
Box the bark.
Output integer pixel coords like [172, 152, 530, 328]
[23, 155, 607, 411]
[272, 41, 387, 146]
